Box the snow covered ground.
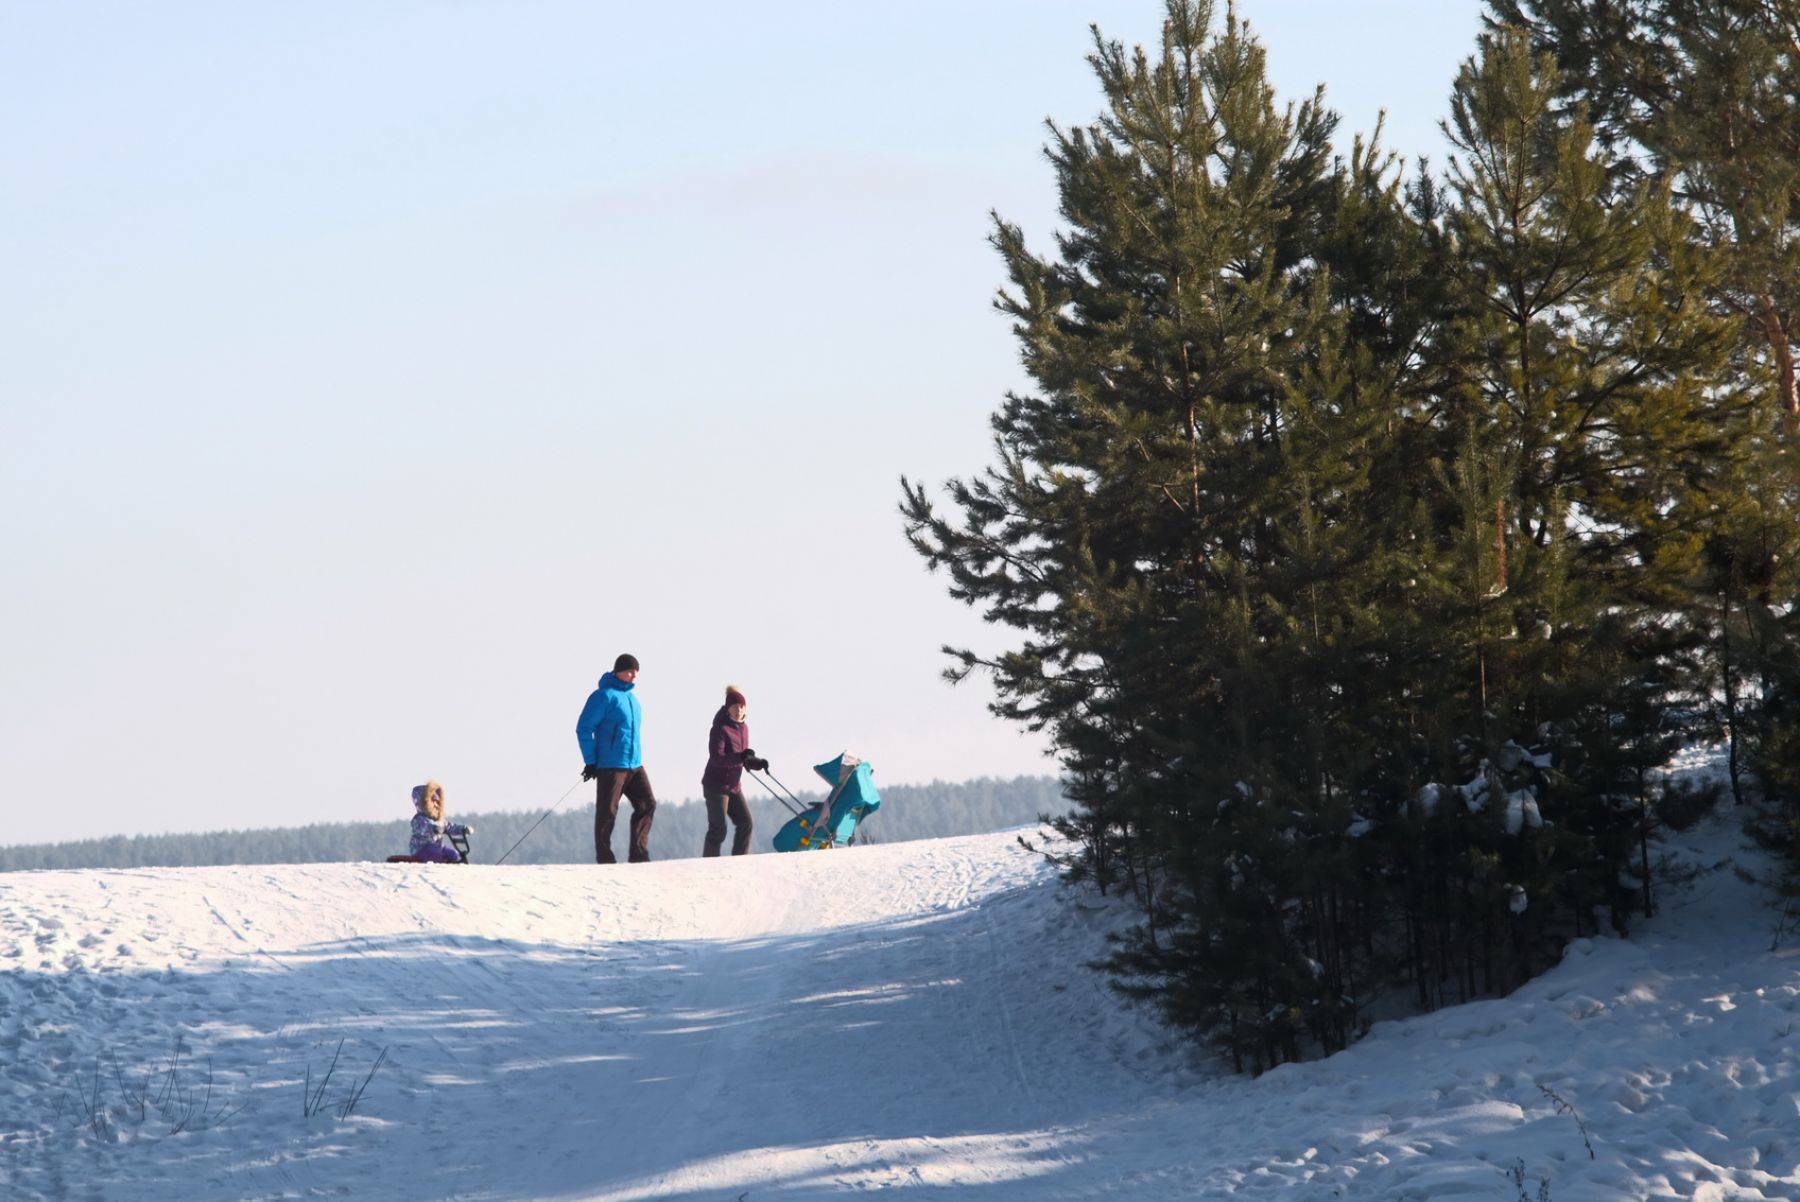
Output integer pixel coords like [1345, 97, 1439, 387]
[1, 803, 1794, 1200]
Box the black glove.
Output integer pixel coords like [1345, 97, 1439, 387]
[582, 763, 599, 781]
[746, 756, 770, 772]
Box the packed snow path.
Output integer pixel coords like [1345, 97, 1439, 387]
[1, 823, 1796, 1200]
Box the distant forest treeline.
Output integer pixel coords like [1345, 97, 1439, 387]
[0, 776, 1069, 872]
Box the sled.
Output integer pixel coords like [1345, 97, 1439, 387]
[770, 753, 881, 852]
[386, 830, 472, 865]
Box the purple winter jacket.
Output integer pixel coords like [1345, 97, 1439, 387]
[701, 707, 751, 796]
[410, 811, 469, 857]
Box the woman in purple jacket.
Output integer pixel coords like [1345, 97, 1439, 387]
[701, 685, 768, 856]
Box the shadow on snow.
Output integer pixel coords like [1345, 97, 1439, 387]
[2, 881, 1164, 1201]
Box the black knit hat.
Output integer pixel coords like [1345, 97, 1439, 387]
[614, 653, 640, 673]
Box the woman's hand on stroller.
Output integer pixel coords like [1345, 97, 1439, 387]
[746, 755, 770, 772]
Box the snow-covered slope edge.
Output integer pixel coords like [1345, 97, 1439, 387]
[1, 817, 1793, 1201]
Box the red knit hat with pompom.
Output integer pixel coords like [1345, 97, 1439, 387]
[724, 685, 747, 707]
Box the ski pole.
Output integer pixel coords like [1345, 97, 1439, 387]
[494, 777, 587, 866]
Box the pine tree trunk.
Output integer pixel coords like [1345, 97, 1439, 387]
[1722, 591, 1746, 807]
[1495, 496, 1509, 593]
[1755, 293, 1797, 416]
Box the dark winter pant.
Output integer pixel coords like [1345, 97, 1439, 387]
[702, 790, 753, 857]
[593, 767, 656, 864]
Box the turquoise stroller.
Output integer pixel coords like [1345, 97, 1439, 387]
[758, 753, 882, 851]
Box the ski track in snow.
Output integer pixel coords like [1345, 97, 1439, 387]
[0, 817, 1796, 1200]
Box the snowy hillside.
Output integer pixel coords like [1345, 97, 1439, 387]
[1, 815, 1794, 1200]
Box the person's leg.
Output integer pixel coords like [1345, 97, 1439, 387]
[727, 792, 754, 855]
[623, 767, 658, 863]
[702, 791, 729, 857]
[416, 842, 462, 864]
[593, 770, 629, 864]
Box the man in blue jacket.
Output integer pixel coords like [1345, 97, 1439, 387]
[576, 653, 657, 863]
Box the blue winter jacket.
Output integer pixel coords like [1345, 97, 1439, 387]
[576, 672, 642, 769]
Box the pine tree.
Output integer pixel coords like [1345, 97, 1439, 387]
[904, 3, 1752, 1071]
[901, 0, 1427, 1069]
[1405, 28, 1745, 969]
[1490, 0, 1800, 887]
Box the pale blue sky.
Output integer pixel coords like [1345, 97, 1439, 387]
[2, 1, 1484, 845]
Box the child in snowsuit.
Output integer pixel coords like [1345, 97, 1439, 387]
[410, 780, 473, 863]
[701, 685, 768, 857]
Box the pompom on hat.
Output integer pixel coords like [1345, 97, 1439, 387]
[724, 685, 747, 707]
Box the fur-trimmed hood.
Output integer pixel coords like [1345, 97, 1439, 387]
[412, 779, 446, 821]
